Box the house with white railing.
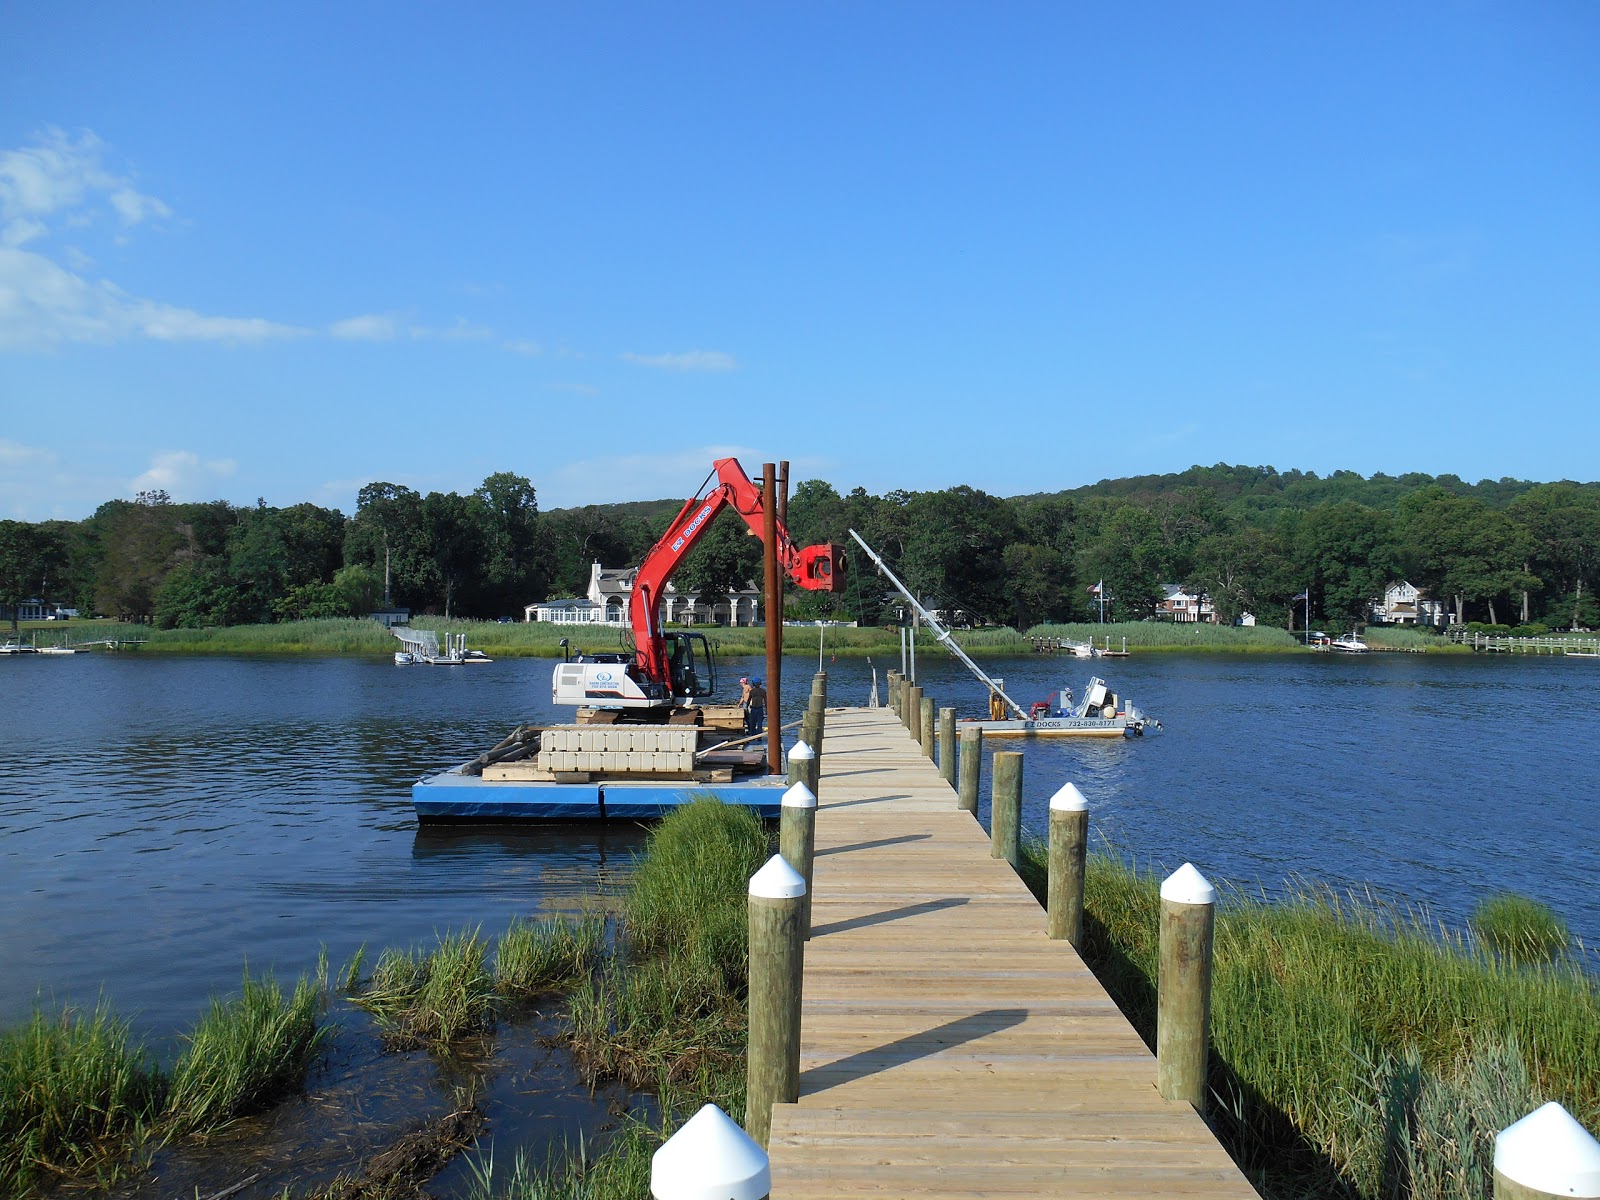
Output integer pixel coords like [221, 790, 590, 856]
[1369, 581, 1447, 626]
[1158, 584, 1217, 623]
[525, 562, 764, 626]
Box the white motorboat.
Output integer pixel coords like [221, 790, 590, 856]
[1330, 634, 1369, 653]
[395, 651, 415, 665]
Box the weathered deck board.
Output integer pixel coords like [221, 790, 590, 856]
[765, 705, 1258, 1198]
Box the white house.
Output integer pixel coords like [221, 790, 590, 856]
[1158, 584, 1218, 623]
[1369, 581, 1447, 626]
[526, 562, 764, 627]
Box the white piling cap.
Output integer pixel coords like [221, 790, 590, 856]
[1049, 781, 1089, 812]
[650, 1102, 772, 1200]
[1160, 862, 1217, 906]
[781, 780, 817, 809]
[1495, 1102, 1600, 1196]
[750, 853, 807, 899]
[788, 740, 816, 760]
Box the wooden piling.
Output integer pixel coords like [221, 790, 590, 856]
[1157, 863, 1217, 1115]
[1047, 782, 1089, 946]
[780, 780, 817, 940]
[788, 739, 818, 800]
[919, 696, 935, 759]
[1492, 1101, 1600, 1200]
[746, 855, 806, 1147]
[649, 1103, 770, 1200]
[957, 726, 981, 813]
[938, 707, 956, 787]
[905, 685, 922, 735]
[990, 750, 1022, 866]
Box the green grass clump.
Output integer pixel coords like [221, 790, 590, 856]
[1028, 620, 1304, 652]
[1361, 626, 1471, 653]
[352, 928, 498, 1049]
[1470, 893, 1571, 965]
[496, 914, 607, 998]
[163, 968, 326, 1139]
[566, 799, 770, 1114]
[463, 1110, 664, 1200]
[0, 1001, 165, 1193]
[1018, 848, 1600, 1197]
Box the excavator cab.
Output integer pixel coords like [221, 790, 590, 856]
[664, 631, 716, 701]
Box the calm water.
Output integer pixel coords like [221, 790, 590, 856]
[2, 646, 1597, 1040]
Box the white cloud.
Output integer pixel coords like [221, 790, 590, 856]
[0, 437, 58, 468]
[0, 128, 168, 246]
[330, 314, 399, 341]
[0, 245, 305, 349]
[503, 338, 542, 355]
[622, 349, 738, 372]
[130, 451, 238, 500]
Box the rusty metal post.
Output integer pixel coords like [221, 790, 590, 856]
[763, 463, 781, 775]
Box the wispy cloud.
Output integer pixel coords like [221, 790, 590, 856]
[503, 338, 542, 356]
[0, 437, 59, 468]
[0, 128, 303, 350]
[622, 349, 738, 372]
[330, 314, 399, 341]
[544, 381, 597, 395]
[0, 127, 169, 247]
[131, 450, 238, 500]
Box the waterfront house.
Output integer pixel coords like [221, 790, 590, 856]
[526, 561, 763, 626]
[1158, 584, 1218, 623]
[1369, 581, 1446, 626]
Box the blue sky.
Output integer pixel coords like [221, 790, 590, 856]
[2, 2, 1596, 521]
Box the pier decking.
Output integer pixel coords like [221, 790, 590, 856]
[766, 705, 1258, 1197]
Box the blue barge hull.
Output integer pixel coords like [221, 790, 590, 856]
[412, 765, 788, 822]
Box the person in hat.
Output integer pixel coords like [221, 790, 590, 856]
[741, 676, 767, 735]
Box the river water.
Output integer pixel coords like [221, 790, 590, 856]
[0, 646, 1595, 1188]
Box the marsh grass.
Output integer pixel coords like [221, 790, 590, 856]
[0, 1001, 165, 1193]
[162, 966, 328, 1139]
[1018, 845, 1600, 1197]
[352, 928, 498, 1050]
[1470, 892, 1571, 965]
[462, 1108, 664, 1200]
[1362, 626, 1471, 653]
[1028, 620, 1304, 651]
[566, 799, 769, 1115]
[495, 914, 608, 998]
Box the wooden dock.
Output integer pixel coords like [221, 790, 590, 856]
[766, 705, 1258, 1198]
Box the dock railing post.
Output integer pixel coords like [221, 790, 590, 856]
[919, 695, 936, 759]
[1493, 1101, 1600, 1199]
[938, 707, 956, 787]
[1047, 782, 1088, 946]
[958, 726, 981, 813]
[1157, 862, 1217, 1115]
[990, 750, 1022, 866]
[651, 1103, 771, 1200]
[887, 670, 900, 712]
[746, 855, 806, 1148]
[779, 780, 817, 940]
[811, 670, 827, 707]
[905, 685, 922, 735]
[788, 738, 818, 800]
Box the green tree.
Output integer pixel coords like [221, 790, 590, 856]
[1298, 502, 1396, 628]
[1188, 527, 1277, 627]
[417, 491, 483, 618]
[1508, 483, 1600, 629]
[0, 520, 44, 634]
[900, 486, 1017, 622]
[1078, 506, 1164, 620]
[1002, 543, 1073, 628]
[1397, 488, 1531, 625]
[345, 483, 425, 608]
[473, 472, 542, 616]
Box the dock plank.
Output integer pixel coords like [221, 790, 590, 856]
[765, 705, 1258, 1197]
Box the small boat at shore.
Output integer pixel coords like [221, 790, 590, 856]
[973, 677, 1160, 738]
[1330, 634, 1370, 653]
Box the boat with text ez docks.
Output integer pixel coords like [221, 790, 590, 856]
[849, 528, 1160, 738]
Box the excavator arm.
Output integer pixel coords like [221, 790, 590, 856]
[629, 458, 845, 691]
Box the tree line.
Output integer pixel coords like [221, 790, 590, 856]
[2, 464, 1597, 634]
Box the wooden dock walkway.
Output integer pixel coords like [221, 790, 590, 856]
[766, 705, 1258, 1197]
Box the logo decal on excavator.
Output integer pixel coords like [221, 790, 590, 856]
[670, 503, 715, 554]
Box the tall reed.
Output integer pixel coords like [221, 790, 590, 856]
[0, 1001, 165, 1193]
[162, 967, 327, 1138]
[352, 928, 498, 1049]
[496, 914, 607, 998]
[1018, 846, 1600, 1197]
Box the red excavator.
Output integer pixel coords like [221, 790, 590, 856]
[551, 458, 847, 712]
